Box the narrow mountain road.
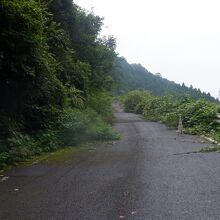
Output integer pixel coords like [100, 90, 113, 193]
[1, 103, 220, 220]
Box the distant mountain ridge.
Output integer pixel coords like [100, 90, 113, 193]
[114, 57, 216, 102]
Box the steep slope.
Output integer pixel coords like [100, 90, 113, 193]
[114, 57, 216, 102]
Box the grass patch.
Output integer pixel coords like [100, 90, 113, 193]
[28, 147, 81, 164]
[0, 140, 117, 173]
[0, 146, 85, 173]
[199, 146, 220, 153]
[209, 131, 220, 143]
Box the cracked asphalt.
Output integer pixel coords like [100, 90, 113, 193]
[0, 103, 220, 220]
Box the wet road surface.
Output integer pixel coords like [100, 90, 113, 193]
[1, 103, 220, 220]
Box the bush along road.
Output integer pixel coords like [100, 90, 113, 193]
[0, 103, 220, 219]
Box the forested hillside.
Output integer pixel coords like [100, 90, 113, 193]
[0, 0, 217, 167]
[114, 57, 216, 101]
[0, 0, 119, 167]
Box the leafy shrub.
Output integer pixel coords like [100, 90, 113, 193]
[134, 98, 150, 114]
[123, 91, 219, 141]
[0, 152, 9, 167]
[217, 105, 220, 113]
[123, 90, 151, 113]
[36, 130, 60, 152]
[5, 132, 36, 164]
[0, 140, 11, 167]
[210, 127, 220, 142]
[58, 108, 119, 146]
[161, 112, 179, 128]
[143, 96, 175, 121]
[0, 129, 61, 168]
[178, 100, 217, 133]
[87, 92, 113, 122]
[142, 97, 159, 121]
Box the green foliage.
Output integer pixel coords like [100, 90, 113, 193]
[0, 152, 9, 167]
[161, 112, 179, 128]
[200, 146, 220, 153]
[0, 129, 61, 167]
[35, 130, 60, 152]
[0, 0, 218, 169]
[86, 92, 113, 122]
[179, 100, 217, 133]
[58, 108, 119, 146]
[217, 105, 220, 113]
[143, 96, 175, 121]
[66, 87, 85, 109]
[123, 90, 151, 113]
[5, 132, 37, 164]
[210, 129, 220, 142]
[71, 61, 91, 95]
[123, 91, 219, 141]
[123, 91, 176, 123]
[0, 0, 67, 134]
[0, 0, 120, 168]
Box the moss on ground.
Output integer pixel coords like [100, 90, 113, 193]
[32, 147, 81, 164]
[199, 146, 220, 153]
[0, 144, 94, 173]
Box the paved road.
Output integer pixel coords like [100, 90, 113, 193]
[1, 103, 220, 220]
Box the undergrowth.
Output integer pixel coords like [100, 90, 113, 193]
[0, 94, 119, 169]
[122, 90, 220, 143]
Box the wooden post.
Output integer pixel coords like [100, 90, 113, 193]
[177, 115, 183, 134]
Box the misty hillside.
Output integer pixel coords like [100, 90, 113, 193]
[0, 0, 218, 168]
[114, 57, 216, 102]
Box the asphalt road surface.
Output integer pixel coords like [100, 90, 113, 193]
[1, 103, 220, 220]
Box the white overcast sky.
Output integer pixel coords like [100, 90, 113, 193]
[74, 0, 220, 98]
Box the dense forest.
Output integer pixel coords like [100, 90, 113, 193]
[0, 0, 218, 167]
[0, 0, 119, 167]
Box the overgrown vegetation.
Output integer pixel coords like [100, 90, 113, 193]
[0, 0, 119, 168]
[217, 105, 220, 113]
[199, 146, 220, 153]
[58, 108, 119, 146]
[0, 0, 218, 168]
[123, 90, 220, 141]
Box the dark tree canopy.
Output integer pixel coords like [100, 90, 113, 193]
[0, 0, 117, 137]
